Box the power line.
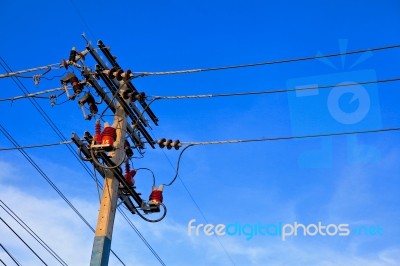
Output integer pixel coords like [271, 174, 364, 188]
[0, 199, 68, 266]
[151, 77, 400, 100]
[0, 141, 72, 151]
[0, 57, 142, 265]
[134, 43, 400, 77]
[182, 127, 400, 146]
[0, 258, 6, 266]
[0, 244, 21, 266]
[0, 87, 65, 103]
[0, 217, 48, 265]
[164, 127, 400, 187]
[0, 58, 131, 265]
[151, 132, 236, 266]
[0, 58, 97, 183]
[0, 124, 127, 266]
[0, 128, 166, 265]
[0, 64, 60, 79]
[117, 209, 167, 266]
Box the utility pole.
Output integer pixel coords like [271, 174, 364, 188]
[90, 102, 126, 266]
[67, 37, 171, 266]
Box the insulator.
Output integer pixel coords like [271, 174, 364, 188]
[115, 69, 123, 81]
[107, 68, 117, 79]
[173, 140, 181, 150]
[122, 90, 130, 100]
[166, 139, 173, 150]
[69, 47, 77, 62]
[125, 160, 130, 173]
[137, 92, 146, 102]
[61, 73, 83, 95]
[88, 102, 98, 115]
[101, 126, 117, 147]
[129, 91, 139, 102]
[123, 69, 132, 80]
[124, 140, 134, 157]
[94, 120, 102, 144]
[72, 80, 83, 94]
[158, 138, 166, 148]
[124, 161, 136, 187]
[124, 169, 136, 187]
[149, 185, 164, 205]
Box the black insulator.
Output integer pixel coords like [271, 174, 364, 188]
[115, 69, 123, 81]
[137, 92, 146, 102]
[173, 140, 181, 150]
[124, 69, 132, 80]
[130, 91, 139, 102]
[108, 68, 117, 79]
[158, 138, 166, 148]
[89, 103, 98, 114]
[126, 147, 134, 158]
[122, 90, 130, 99]
[166, 139, 173, 150]
[69, 48, 77, 62]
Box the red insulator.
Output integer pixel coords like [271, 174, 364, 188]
[101, 126, 117, 146]
[124, 170, 136, 187]
[94, 120, 102, 144]
[149, 186, 164, 205]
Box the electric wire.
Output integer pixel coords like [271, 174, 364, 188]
[90, 177, 167, 265]
[0, 57, 99, 186]
[0, 87, 66, 103]
[0, 217, 48, 265]
[0, 258, 6, 266]
[0, 56, 112, 236]
[135, 168, 156, 187]
[0, 64, 60, 79]
[0, 124, 127, 266]
[0, 244, 21, 266]
[117, 208, 167, 266]
[134, 43, 400, 77]
[0, 141, 73, 151]
[151, 77, 400, 100]
[165, 127, 400, 187]
[152, 133, 236, 266]
[0, 200, 68, 266]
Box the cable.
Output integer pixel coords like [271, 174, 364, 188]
[165, 127, 400, 187]
[0, 258, 6, 266]
[90, 148, 127, 169]
[0, 58, 99, 186]
[151, 132, 236, 265]
[0, 64, 60, 79]
[0, 124, 166, 265]
[0, 141, 73, 151]
[151, 77, 400, 100]
[136, 168, 156, 187]
[0, 87, 66, 103]
[0, 125, 127, 266]
[0, 200, 68, 266]
[0, 244, 21, 266]
[134, 43, 400, 77]
[183, 127, 400, 145]
[117, 208, 167, 266]
[0, 217, 48, 265]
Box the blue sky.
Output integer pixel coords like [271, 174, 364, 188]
[0, 1, 400, 265]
